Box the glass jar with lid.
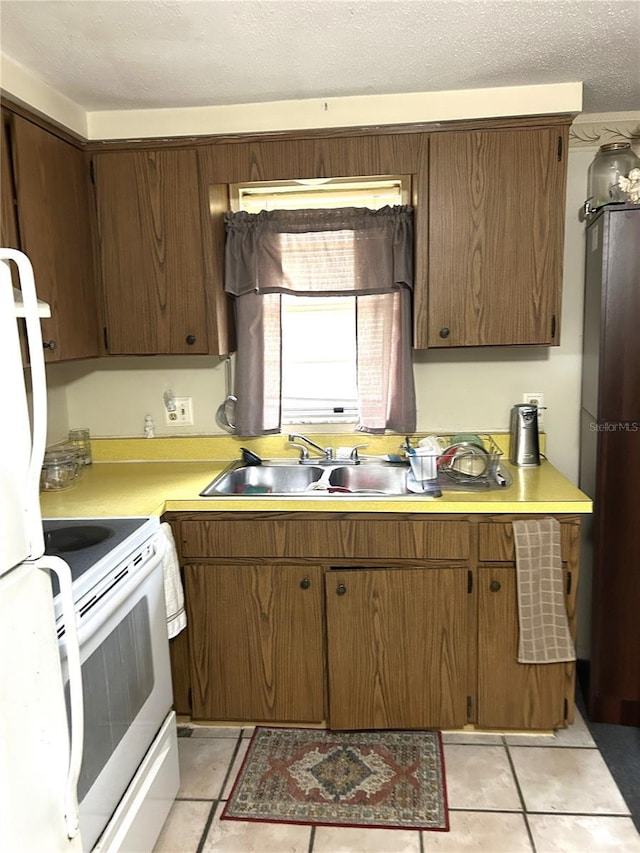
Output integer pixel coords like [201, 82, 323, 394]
[587, 142, 640, 209]
[40, 448, 79, 491]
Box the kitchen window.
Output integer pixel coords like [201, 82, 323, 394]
[224, 177, 416, 435]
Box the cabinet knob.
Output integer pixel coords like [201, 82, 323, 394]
[439, 327, 450, 339]
[299, 578, 311, 590]
[43, 340, 57, 350]
[336, 583, 347, 596]
[185, 334, 196, 345]
[490, 580, 501, 592]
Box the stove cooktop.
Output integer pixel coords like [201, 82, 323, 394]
[43, 517, 159, 596]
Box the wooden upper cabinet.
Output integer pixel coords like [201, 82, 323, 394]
[9, 115, 100, 361]
[416, 124, 569, 348]
[1, 111, 20, 250]
[93, 149, 214, 355]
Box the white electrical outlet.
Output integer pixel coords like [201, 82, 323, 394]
[523, 392, 544, 424]
[165, 396, 193, 426]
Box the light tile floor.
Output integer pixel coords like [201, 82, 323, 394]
[154, 711, 640, 853]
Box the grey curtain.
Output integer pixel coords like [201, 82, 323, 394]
[225, 205, 416, 436]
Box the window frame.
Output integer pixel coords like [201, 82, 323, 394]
[231, 175, 412, 426]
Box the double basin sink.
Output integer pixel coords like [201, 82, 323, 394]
[200, 458, 508, 497]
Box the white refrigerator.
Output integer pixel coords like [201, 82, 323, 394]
[0, 249, 84, 852]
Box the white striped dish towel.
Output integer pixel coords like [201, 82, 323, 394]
[160, 522, 187, 639]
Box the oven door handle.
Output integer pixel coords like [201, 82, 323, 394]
[38, 555, 84, 840]
[72, 536, 166, 648]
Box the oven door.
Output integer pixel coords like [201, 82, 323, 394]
[58, 535, 172, 852]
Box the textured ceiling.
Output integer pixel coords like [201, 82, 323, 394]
[0, 0, 639, 114]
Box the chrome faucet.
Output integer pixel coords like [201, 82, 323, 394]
[288, 434, 334, 463]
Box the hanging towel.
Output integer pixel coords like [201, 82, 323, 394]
[160, 522, 187, 639]
[512, 518, 575, 664]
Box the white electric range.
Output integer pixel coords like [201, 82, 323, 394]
[43, 516, 179, 853]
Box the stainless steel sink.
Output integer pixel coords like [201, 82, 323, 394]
[199, 462, 326, 496]
[199, 458, 510, 497]
[199, 460, 407, 496]
[327, 463, 409, 494]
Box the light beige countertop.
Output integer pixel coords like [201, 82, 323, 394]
[39, 435, 592, 519]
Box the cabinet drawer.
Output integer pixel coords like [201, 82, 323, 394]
[180, 518, 469, 561]
[478, 520, 578, 562]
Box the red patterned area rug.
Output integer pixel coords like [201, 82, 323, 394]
[221, 726, 449, 831]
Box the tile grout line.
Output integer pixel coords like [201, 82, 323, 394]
[447, 807, 634, 818]
[194, 730, 245, 853]
[216, 730, 246, 801]
[526, 810, 634, 818]
[504, 739, 538, 853]
[195, 800, 219, 853]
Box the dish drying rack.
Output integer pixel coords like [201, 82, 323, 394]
[408, 434, 509, 490]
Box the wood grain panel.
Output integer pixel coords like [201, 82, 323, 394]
[199, 181, 235, 354]
[198, 133, 425, 185]
[325, 567, 469, 729]
[597, 209, 640, 422]
[420, 125, 568, 347]
[478, 519, 579, 563]
[477, 567, 574, 729]
[12, 115, 100, 360]
[185, 563, 325, 722]
[180, 517, 469, 560]
[1, 111, 20, 250]
[94, 149, 209, 354]
[168, 627, 191, 717]
[590, 429, 640, 724]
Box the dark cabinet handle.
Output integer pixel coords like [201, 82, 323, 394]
[439, 327, 450, 339]
[336, 583, 347, 596]
[490, 580, 501, 592]
[43, 340, 57, 350]
[299, 578, 311, 590]
[186, 334, 196, 345]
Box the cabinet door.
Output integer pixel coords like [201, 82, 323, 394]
[1, 111, 27, 364]
[419, 125, 567, 348]
[11, 115, 99, 361]
[94, 149, 210, 354]
[477, 567, 573, 729]
[185, 563, 325, 722]
[1, 111, 20, 250]
[326, 567, 469, 730]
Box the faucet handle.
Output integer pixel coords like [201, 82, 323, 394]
[350, 443, 368, 462]
[335, 444, 367, 463]
[289, 443, 310, 461]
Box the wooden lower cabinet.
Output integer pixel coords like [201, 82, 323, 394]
[168, 512, 581, 731]
[477, 566, 574, 729]
[184, 562, 325, 723]
[325, 567, 470, 730]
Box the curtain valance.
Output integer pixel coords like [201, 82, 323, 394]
[224, 205, 413, 298]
